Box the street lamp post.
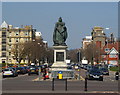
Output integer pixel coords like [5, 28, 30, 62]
[92, 41, 94, 65]
[6, 56, 8, 68]
[78, 49, 81, 80]
[38, 42, 43, 81]
[105, 28, 110, 66]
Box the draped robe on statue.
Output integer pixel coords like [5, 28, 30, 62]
[53, 17, 67, 46]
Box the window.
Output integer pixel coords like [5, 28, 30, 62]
[9, 31, 11, 36]
[16, 31, 19, 36]
[2, 38, 6, 44]
[9, 38, 11, 42]
[2, 52, 6, 57]
[25, 38, 28, 42]
[16, 38, 19, 42]
[96, 30, 102, 32]
[102, 55, 106, 58]
[2, 45, 6, 51]
[105, 48, 110, 52]
[9, 45, 12, 49]
[2, 32, 6, 37]
[109, 54, 118, 58]
[98, 34, 100, 36]
[109, 61, 117, 65]
[9, 52, 11, 56]
[25, 32, 28, 36]
[2, 32, 6, 35]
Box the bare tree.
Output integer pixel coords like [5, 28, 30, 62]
[23, 39, 47, 65]
[46, 47, 54, 63]
[83, 43, 101, 64]
[67, 49, 78, 63]
[11, 42, 26, 64]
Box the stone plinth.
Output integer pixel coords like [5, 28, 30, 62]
[51, 45, 68, 71]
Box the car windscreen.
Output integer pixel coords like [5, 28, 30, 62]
[8, 68, 15, 70]
[16, 67, 24, 70]
[100, 68, 108, 71]
[90, 70, 101, 73]
[4, 69, 12, 71]
[30, 67, 37, 69]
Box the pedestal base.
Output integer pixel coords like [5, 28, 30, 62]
[51, 62, 68, 71]
[51, 45, 68, 71]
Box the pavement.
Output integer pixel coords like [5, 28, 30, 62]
[2, 90, 119, 94]
[32, 75, 85, 81]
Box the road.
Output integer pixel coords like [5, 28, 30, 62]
[2, 69, 119, 94]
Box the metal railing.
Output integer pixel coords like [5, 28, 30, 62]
[51, 70, 75, 79]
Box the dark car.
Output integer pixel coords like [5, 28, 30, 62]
[67, 66, 73, 70]
[87, 69, 103, 81]
[87, 65, 93, 71]
[24, 66, 30, 73]
[100, 68, 109, 75]
[16, 67, 26, 74]
[28, 66, 39, 75]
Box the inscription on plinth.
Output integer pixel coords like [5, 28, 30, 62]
[56, 52, 64, 61]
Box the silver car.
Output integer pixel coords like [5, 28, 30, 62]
[3, 67, 18, 78]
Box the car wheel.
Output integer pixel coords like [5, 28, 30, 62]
[36, 73, 39, 75]
[3, 76, 5, 78]
[13, 74, 16, 77]
[16, 74, 18, 77]
[99, 78, 103, 81]
[28, 73, 30, 76]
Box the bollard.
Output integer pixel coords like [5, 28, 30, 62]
[78, 68, 80, 80]
[65, 79, 67, 91]
[115, 72, 119, 80]
[84, 77, 87, 91]
[38, 67, 41, 81]
[52, 78, 54, 91]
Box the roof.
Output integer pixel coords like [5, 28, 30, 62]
[101, 42, 119, 54]
[107, 47, 118, 54]
[1, 21, 8, 28]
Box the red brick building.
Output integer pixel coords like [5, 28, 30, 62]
[101, 42, 119, 66]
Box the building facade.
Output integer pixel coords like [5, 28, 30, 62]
[82, 36, 92, 49]
[101, 42, 119, 65]
[91, 26, 106, 48]
[0, 21, 36, 64]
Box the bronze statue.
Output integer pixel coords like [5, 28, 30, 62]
[53, 17, 68, 46]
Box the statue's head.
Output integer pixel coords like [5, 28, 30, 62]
[58, 17, 62, 22]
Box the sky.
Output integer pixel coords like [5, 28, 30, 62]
[2, 2, 118, 49]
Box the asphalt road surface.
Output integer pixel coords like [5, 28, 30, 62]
[2, 70, 119, 94]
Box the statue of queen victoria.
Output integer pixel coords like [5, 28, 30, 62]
[53, 17, 68, 46]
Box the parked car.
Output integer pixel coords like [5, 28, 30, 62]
[3, 67, 18, 78]
[67, 66, 73, 70]
[86, 69, 103, 81]
[24, 66, 30, 73]
[86, 65, 92, 71]
[108, 64, 117, 69]
[16, 67, 26, 74]
[99, 68, 109, 75]
[28, 66, 39, 75]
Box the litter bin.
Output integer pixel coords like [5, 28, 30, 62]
[115, 71, 119, 80]
[58, 71, 63, 79]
